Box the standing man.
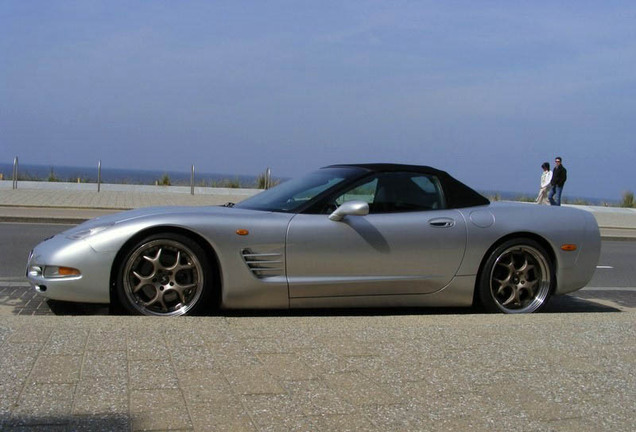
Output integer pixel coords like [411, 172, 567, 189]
[548, 156, 567, 206]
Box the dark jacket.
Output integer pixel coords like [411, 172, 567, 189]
[551, 165, 567, 187]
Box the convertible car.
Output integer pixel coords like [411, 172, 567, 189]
[27, 164, 600, 316]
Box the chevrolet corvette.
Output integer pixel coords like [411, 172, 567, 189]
[26, 164, 601, 316]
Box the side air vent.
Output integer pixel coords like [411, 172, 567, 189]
[241, 249, 284, 279]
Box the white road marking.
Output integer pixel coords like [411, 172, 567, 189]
[0, 282, 31, 287]
[582, 287, 636, 292]
[596, 265, 614, 269]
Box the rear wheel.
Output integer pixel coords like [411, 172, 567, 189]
[116, 233, 213, 316]
[478, 238, 554, 314]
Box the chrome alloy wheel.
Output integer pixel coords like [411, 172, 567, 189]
[488, 244, 551, 313]
[122, 239, 205, 316]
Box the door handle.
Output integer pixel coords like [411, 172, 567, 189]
[429, 218, 455, 228]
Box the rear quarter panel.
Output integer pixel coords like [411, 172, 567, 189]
[455, 202, 600, 295]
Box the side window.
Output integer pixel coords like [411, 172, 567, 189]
[335, 179, 378, 206]
[372, 172, 445, 213]
[325, 172, 445, 214]
[412, 176, 438, 194]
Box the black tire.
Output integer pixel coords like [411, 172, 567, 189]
[116, 233, 214, 316]
[478, 238, 554, 314]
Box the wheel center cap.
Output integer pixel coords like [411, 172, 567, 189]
[157, 271, 171, 285]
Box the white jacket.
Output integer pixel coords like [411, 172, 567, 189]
[540, 170, 553, 189]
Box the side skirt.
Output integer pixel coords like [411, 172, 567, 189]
[289, 275, 475, 309]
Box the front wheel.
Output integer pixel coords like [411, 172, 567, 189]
[478, 238, 554, 314]
[116, 233, 213, 316]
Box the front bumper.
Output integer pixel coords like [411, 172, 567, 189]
[26, 235, 113, 304]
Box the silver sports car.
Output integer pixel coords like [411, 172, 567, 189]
[26, 164, 601, 316]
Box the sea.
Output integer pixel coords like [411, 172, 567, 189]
[0, 162, 615, 205]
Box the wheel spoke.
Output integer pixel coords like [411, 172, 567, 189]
[519, 261, 534, 274]
[144, 248, 163, 269]
[497, 286, 517, 306]
[132, 272, 154, 293]
[524, 278, 539, 294]
[172, 283, 197, 303]
[140, 290, 167, 311]
[500, 285, 522, 307]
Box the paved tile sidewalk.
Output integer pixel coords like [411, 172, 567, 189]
[1, 313, 634, 431]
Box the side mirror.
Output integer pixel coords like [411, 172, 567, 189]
[329, 201, 370, 221]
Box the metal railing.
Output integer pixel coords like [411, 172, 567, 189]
[12, 157, 18, 190]
[97, 160, 102, 192]
[265, 167, 272, 189]
[6, 157, 272, 193]
[191, 165, 195, 195]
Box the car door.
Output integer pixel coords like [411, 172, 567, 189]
[286, 171, 467, 298]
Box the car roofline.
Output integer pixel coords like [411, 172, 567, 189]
[323, 163, 448, 176]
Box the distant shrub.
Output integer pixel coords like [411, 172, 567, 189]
[224, 178, 241, 188]
[207, 178, 241, 188]
[158, 174, 171, 186]
[47, 168, 60, 182]
[256, 171, 280, 189]
[571, 199, 590, 205]
[256, 172, 268, 189]
[17, 171, 40, 181]
[621, 191, 635, 208]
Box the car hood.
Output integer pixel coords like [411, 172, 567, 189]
[63, 205, 265, 235]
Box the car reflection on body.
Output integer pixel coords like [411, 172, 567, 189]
[27, 164, 601, 316]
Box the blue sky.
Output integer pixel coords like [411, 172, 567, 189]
[1, 1, 634, 200]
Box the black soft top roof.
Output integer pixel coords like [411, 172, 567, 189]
[324, 163, 490, 209]
[326, 163, 445, 175]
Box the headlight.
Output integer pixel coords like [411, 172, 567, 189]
[44, 266, 81, 278]
[28, 265, 42, 277]
[27, 266, 81, 279]
[67, 224, 113, 240]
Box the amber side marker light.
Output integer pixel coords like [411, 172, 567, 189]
[58, 267, 81, 276]
[236, 229, 250, 236]
[561, 244, 577, 251]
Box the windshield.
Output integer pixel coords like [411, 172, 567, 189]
[235, 167, 363, 212]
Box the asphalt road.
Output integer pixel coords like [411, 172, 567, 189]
[588, 239, 636, 287]
[0, 222, 71, 281]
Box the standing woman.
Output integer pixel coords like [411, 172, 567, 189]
[536, 162, 552, 204]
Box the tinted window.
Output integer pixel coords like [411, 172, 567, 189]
[315, 171, 445, 214]
[235, 167, 364, 212]
[335, 178, 378, 206]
